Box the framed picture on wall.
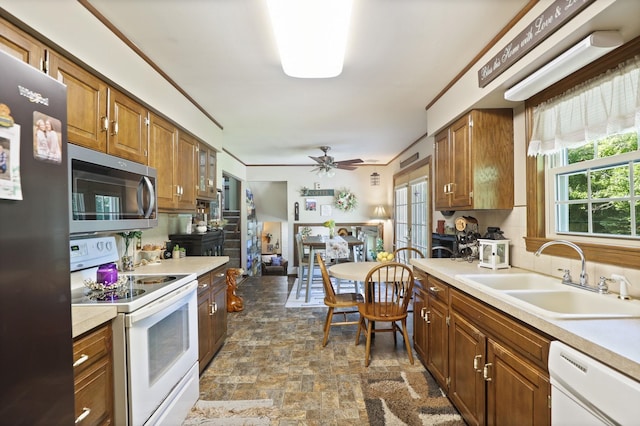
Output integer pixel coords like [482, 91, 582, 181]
[305, 198, 317, 211]
[320, 204, 332, 216]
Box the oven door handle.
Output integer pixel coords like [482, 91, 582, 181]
[125, 280, 197, 327]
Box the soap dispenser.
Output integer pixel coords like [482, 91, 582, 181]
[611, 274, 632, 300]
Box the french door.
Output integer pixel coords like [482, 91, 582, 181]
[394, 161, 430, 256]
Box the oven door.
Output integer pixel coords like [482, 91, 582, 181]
[125, 281, 198, 426]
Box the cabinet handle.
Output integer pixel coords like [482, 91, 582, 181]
[101, 117, 109, 131]
[425, 310, 430, 324]
[483, 363, 493, 381]
[111, 121, 119, 136]
[428, 286, 440, 293]
[420, 307, 427, 320]
[73, 354, 89, 368]
[473, 354, 482, 372]
[198, 283, 209, 290]
[75, 407, 91, 424]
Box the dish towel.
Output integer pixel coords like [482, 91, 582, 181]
[325, 236, 349, 259]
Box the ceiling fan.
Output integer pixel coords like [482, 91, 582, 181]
[309, 146, 363, 176]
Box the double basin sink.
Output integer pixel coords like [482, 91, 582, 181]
[454, 272, 640, 319]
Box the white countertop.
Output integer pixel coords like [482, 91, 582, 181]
[70, 256, 230, 338]
[411, 258, 640, 382]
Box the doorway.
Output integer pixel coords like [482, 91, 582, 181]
[393, 158, 431, 256]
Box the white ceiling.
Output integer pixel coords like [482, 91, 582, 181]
[84, 0, 530, 166]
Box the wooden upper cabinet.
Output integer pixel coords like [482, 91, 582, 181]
[108, 88, 149, 164]
[176, 132, 197, 210]
[149, 113, 178, 209]
[52, 54, 109, 152]
[197, 143, 217, 200]
[434, 109, 514, 211]
[0, 19, 44, 69]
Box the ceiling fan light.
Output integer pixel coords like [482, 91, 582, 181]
[266, 0, 353, 78]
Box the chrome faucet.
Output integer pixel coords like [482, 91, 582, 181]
[535, 240, 591, 290]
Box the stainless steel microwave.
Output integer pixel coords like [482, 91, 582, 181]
[68, 144, 157, 234]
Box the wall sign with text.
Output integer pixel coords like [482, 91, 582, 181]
[477, 0, 596, 88]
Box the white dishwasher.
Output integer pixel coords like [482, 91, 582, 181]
[549, 341, 640, 425]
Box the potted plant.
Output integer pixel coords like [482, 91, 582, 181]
[118, 230, 142, 271]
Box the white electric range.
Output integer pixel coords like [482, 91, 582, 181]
[70, 236, 199, 426]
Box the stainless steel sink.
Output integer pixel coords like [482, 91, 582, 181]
[455, 272, 640, 319]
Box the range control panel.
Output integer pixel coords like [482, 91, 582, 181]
[70, 236, 119, 272]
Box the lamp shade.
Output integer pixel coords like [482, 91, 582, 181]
[373, 205, 388, 220]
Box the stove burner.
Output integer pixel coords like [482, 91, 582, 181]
[136, 276, 176, 285]
[89, 288, 146, 301]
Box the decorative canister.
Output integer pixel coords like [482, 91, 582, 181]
[96, 262, 119, 285]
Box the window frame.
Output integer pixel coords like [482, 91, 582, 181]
[524, 35, 640, 267]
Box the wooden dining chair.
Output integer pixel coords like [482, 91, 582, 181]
[392, 247, 425, 265]
[356, 262, 415, 367]
[317, 253, 364, 347]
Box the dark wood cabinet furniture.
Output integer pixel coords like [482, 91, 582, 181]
[197, 265, 227, 373]
[413, 269, 551, 426]
[434, 109, 514, 211]
[169, 230, 225, 256]
[73, 323, 114, 425]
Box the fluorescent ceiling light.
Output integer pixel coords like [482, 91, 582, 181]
[266, 0, 353, 78]
[504, 31, 623, 102]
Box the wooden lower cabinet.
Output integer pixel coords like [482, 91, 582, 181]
[197, 265, 228, 373]
[73, 323, 114, 425]
[413, 271, 551, 426]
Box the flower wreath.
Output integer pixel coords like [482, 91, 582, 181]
[334, 188, 357, 212]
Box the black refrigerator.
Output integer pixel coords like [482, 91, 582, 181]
[0, 50, 75, 423]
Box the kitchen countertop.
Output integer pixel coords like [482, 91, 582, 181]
[411, 258, 640, 382]
[70, 256, 230, 338]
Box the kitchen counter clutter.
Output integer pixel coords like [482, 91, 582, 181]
[70, 256, 230, 337]
[411, 258, 640, 382]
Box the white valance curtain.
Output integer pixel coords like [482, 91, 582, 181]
[528, 56, 640, 156]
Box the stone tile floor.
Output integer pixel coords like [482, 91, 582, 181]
[197, 274, 434, 424]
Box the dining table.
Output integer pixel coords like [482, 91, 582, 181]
[300, 235, 364, 302]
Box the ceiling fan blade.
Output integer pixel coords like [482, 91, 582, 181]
[336, 158, 363, 165]
[309, 155, 323, 163]
[336, 164, 358, 170]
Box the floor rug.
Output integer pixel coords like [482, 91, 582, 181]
[182, 399, 278, 425]
[361, 371, 465, 426]
[283, 278, 327, 308]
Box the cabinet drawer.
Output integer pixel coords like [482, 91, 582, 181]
[211, 266, 227, 289]
[74, 356, 113, 425]
[426, 275, 449, 304]
[450, 288, 550, 370]
[197, 271, 213, 295]
[73, 325, 111, 376]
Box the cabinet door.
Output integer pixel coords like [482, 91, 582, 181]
[427, 296, 449, 390]
[197, 273, 214, 374]
[176, 132, 197, 210]
[486, 340, 550, 426]
[412, 286, 428, 361]
[0, 20, 43, 69]
[53, 54, 109, 152]
[449, 311, 485, 426]
[450, 115, 472, 208]
[197, 144, 217, 199]
[108, 88, 148, 164]
[211, 278, 227, 354]
[434, 129, 451, 210]
[149, 113, 178, 209]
